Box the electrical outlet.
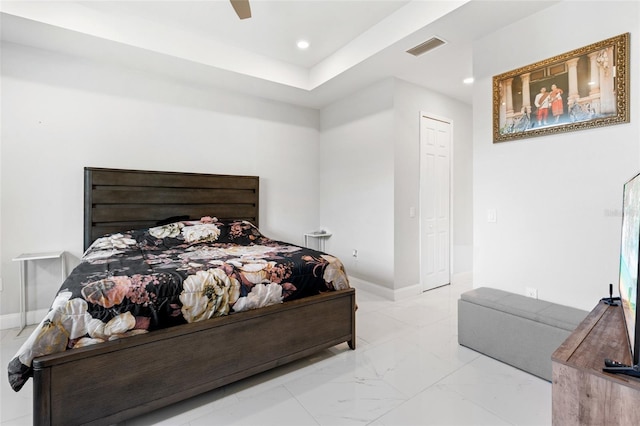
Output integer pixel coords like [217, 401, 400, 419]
[525, 287, 538, 299]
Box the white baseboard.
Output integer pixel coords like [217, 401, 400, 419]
[347, 276, 421, 301]
[349, 272, 473, 302]
[451, 271, 473, 286]
[0, 309, 48, 331]
[348, 276, 393, 300]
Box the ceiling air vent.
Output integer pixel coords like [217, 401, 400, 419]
[406, 37, 446, 57]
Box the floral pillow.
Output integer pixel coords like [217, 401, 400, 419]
[83, 233, 139, 261]
[83, 218, 266, 261]
[146, 217, 264, 247]
[216, 220, 265, 244]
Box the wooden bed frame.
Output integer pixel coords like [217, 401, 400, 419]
[31, 167, 356, 426]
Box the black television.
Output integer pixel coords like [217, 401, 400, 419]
[618, 172, 640, 368]
[605, 173, 640, 377]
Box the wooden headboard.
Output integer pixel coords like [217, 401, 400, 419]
[84, 167, 259, 249]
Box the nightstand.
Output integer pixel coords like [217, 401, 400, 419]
[304, 231, 332, 252]
[12, 251, 66, 333]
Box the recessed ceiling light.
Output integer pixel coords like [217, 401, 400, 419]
[463, 77, 474, 85]
[297, 40, 310, 50]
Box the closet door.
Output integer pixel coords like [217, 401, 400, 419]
[420, 113, 451, 291]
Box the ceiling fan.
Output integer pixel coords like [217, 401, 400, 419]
[230, 0, 252, 20]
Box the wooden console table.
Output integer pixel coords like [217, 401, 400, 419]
[552, 301, 640, 425]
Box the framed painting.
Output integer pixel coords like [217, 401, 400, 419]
[493, 33, 629, 143]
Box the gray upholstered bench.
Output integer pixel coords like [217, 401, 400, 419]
[458, 287, 588, 381]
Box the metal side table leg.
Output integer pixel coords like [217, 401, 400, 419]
[18, 260, 26, 335]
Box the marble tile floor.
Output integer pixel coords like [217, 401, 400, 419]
[1, 280, 551, 425]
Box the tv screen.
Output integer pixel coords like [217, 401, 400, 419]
[619, 172, 640, 366]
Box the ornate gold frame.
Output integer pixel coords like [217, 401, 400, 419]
[493, 33, 629, 143]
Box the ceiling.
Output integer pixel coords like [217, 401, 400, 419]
[0, 1, 559, 108]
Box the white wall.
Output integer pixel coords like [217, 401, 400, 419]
[0, 42, 321, 319]
[319, 79, 396, 287]
[473, 1, 640, 311]
[393, 79, 473, 290]
[319, 78, 473, 296]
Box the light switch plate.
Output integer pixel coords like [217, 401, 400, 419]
[487, 209, 497, 223]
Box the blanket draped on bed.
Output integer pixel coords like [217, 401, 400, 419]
[8, 218, 349, 392]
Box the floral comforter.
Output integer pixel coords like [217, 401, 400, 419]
[8, 217, 349, 392]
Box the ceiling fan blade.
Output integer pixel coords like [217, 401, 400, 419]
[230, 0, 252, 20]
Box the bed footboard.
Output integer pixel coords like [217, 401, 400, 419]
[33, 288, 356, 426]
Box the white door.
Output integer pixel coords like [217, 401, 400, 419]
[419, 114, 451, 291]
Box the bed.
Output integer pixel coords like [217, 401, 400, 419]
[8, 167, 356, 426]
